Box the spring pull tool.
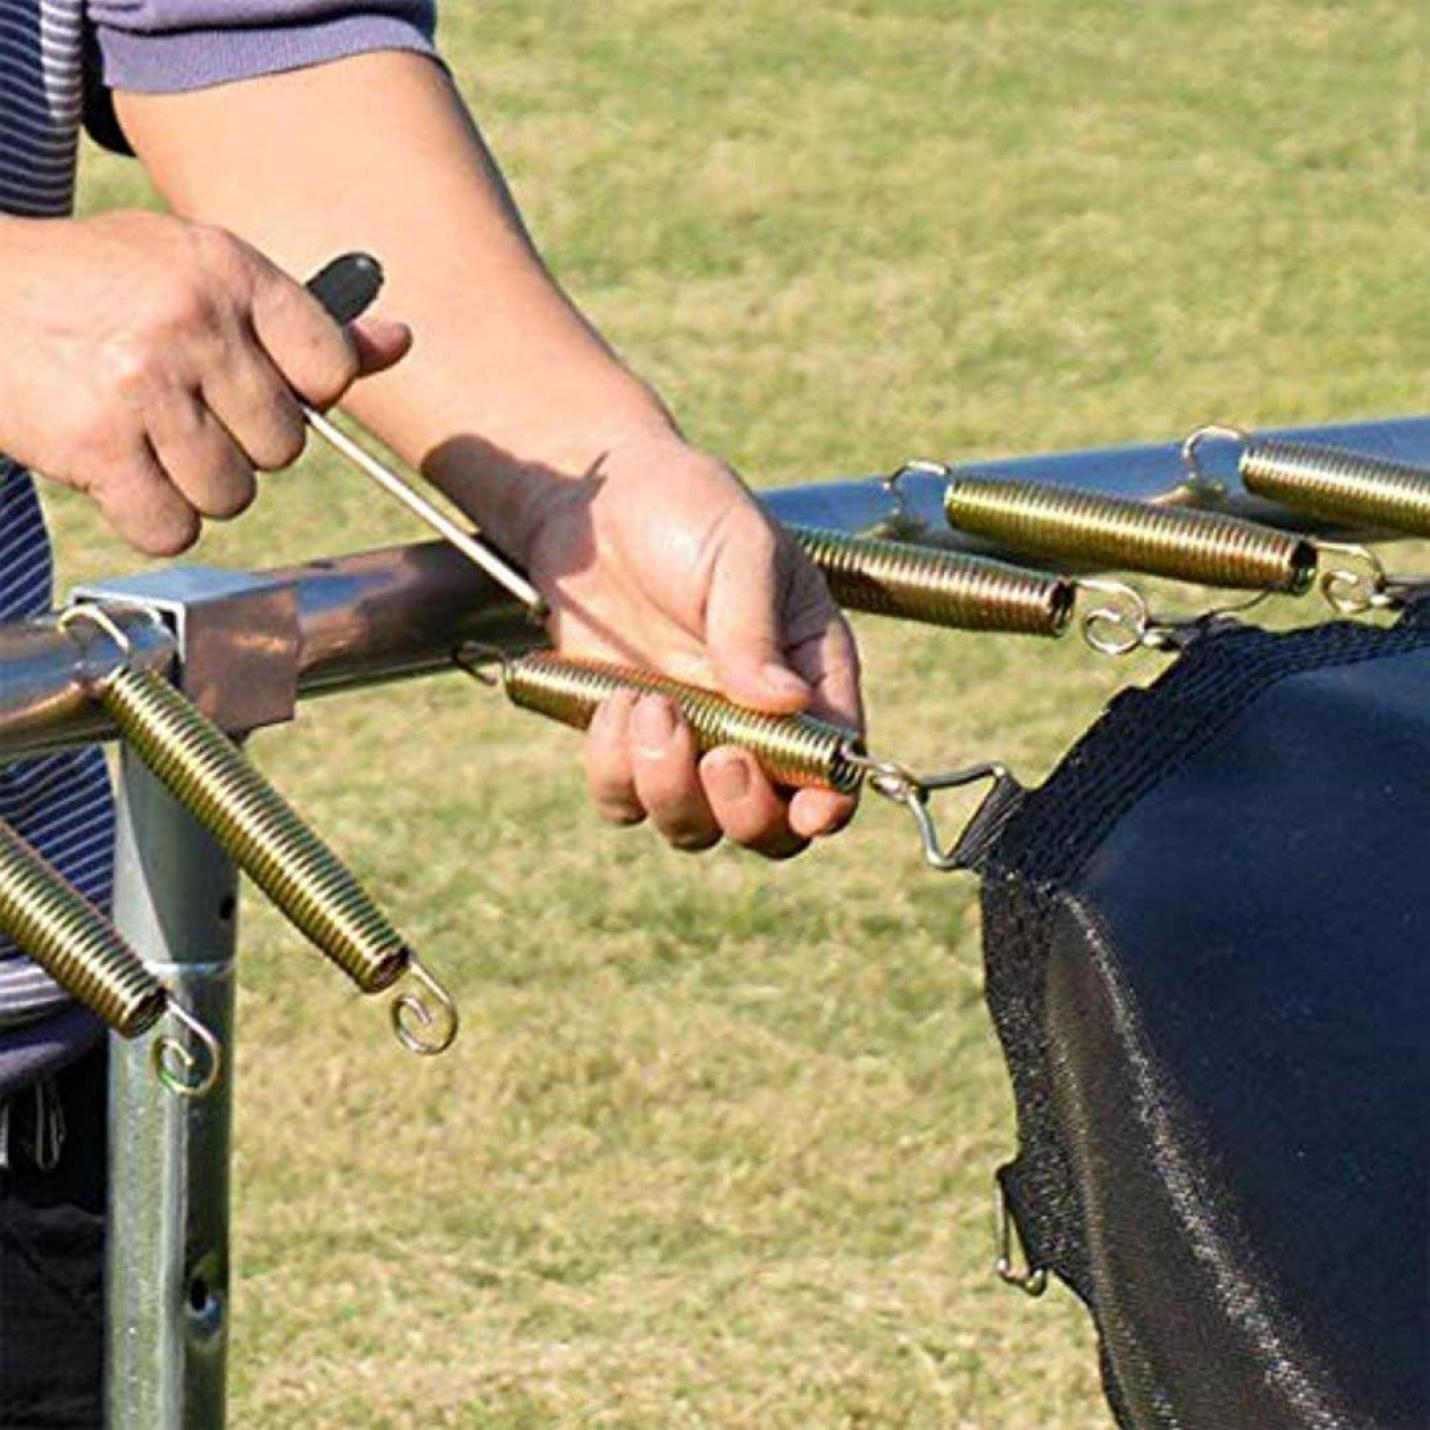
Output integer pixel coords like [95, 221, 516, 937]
[939, 461, 1397, 622]
[455, 647, 1017, 873]
[302, 255, 546, 620]
[57, 604, 458, 1056]
[1183, 424, 1429, 612]
[0, 816, 221, 1097]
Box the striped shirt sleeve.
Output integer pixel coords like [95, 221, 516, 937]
[88, 1, 438, 95]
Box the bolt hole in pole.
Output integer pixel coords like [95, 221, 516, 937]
[185, 1261, 225, 1342]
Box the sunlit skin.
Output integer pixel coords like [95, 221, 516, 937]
[0, 48, 865, 859]
[0, 211, 411, 553]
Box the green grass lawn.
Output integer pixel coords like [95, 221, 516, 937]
[57, 2, 1430, 1424]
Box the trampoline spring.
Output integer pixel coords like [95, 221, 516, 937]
[788, 525, 1076, 637]
[57, 605, 458, 1058]
[0, 817, 222, 1098]
[456, 646, 1020, 873]
[793, 517, 1192, 656]
[1184, 423, 1430, 537]
[486, 648, 867, 792]
[942, 471, 1320, 595]
[939, 466, 1408, 618]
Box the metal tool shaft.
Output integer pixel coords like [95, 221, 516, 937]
[302, 406, 545, 614]
[302, 255, 546, 617]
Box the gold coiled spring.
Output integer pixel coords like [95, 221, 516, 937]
[0, 817, 221, 1097]
[457, 646, 1018, 873]
[1185, 424, 1430, 537]
[59, 605, 458, 1057]
[490, 649, 866, 791]
[943, 472, 1320, 595]
[789, 525, 1075, 636]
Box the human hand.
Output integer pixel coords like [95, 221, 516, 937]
[0, 211, 410, 555]
[509, 433, 863, 859]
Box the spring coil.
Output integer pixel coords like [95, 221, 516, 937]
[499, 651, 866, 793]
[943, 474, 1318, 594]
[0, 818, 165, 1038]
[97, 665, 409, 995]
[790, 525, 1074, 636]
[1238, 438, 1430, 537]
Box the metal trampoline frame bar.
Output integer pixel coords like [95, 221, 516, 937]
[1, 412, 1428, 1427]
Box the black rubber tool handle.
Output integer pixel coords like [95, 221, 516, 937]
[306, 252, 384, 325]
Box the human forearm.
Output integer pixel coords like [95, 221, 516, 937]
[114, 51, 681, 553]
[115, 46, 863, 855]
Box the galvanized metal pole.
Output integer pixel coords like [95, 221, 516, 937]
[106, 747, 238, 1430]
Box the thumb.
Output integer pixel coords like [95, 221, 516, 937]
[348, 316, 413, 376]
[704, 524, 811, 713]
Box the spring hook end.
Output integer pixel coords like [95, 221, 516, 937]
[1179, 423, 1249, 490]
[871, 460, 948, 540]
[1076, 578, 1161, 656]
[390, 954, 460, 1057]
[1316, 542, 1395, 616]
[56, 601, 165, 690]
[996, 1179, 1049, 1298]
[152, 1001, 224, 1100]
[453, 642, 511, 688]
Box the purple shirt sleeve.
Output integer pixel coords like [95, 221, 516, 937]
[89, 1, 438, 94]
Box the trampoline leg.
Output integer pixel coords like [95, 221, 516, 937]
[106, 749, 238, 1430]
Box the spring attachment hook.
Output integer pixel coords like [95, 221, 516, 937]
[996, 1177, 1049, 1297]
[390, 957, 460, 1058]
[153, 1002, 225, 1100]
[57, 603, 459, 1058]
[457, 646, 1019, 873]
[1182, 426, 1414, 615]
[0, 816, 222, 1098]
[870, 459, 947, 540]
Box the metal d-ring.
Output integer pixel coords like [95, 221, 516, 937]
[152, 1001, 224, 1100]
[390, 956, 460, 1056]
[847, 748, 1013, 872]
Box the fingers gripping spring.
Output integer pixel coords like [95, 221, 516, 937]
[457, 646, 1019, 873]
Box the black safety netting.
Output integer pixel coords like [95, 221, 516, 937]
[974, 602, 1430, 1428]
